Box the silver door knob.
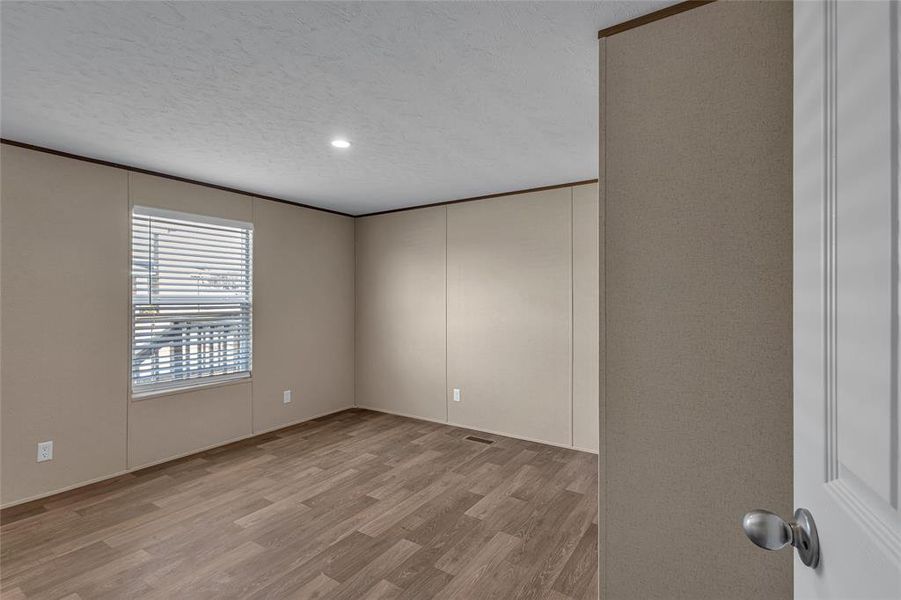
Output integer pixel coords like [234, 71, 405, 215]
[742, 508, 819, 568]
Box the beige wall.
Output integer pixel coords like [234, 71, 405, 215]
[572, 183, 600, 451]
[447, 188, 573, 445]
[1, 146, 129, 505]
[252, 198, 355, 434]
[128, 383, 253, 467]
[354, 184, 599, 451]
[600, 2, 793, 598]
[1, 147, 355, 505]
[355, 206, 447, 422]
[126, 173, 257, 468]
[129, 171, 253, 222]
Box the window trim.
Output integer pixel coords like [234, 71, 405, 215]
[130, 372, 251, 401]
[130, 205, 254, 397]
[133, 205, 255, 232]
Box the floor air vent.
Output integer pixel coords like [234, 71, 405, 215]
[465, 435, 495, 445]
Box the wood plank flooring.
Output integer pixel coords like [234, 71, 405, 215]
[0, 409, 598, 599]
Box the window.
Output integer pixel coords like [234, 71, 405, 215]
[131, 206, 252, 396]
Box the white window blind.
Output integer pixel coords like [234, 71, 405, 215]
[131, 206, 253, 395]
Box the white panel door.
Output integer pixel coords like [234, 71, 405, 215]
[794, 1, 901, 597]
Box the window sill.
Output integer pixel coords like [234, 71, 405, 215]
[130, 373, 252, 401]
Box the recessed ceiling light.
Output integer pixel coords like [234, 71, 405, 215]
[331, 139, 351, 149]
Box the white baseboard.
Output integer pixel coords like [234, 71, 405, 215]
[1, 469, 133, 510]
[354, 404, 598, 455]
[128, 404, 355, 472]
[2, 403, 594, 510]
[0, 405, 355, 510]
[571, 445, 600, 455]
[252, 405, 356, 437]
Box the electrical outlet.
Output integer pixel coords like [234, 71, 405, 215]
[283, 390, 292, 404]
[453, 388, 461, 402]
[37, 440, 53, 462]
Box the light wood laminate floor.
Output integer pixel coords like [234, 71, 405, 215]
[0, 409, 598, 599]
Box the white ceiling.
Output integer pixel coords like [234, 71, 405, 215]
[1, 1, 673, 215]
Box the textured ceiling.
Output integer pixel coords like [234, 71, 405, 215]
[1, 1, 673, 215]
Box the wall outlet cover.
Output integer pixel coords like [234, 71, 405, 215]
[283, 390, 292, 404]
[37, 440, 53, 462]
[453, 388, 461, 402]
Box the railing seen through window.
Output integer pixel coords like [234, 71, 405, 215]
[131, 206, 253, 395]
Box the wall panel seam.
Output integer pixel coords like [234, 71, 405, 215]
[125, 170, 131, 470]
[571, 187, 575, 447]
[598, 35, 608, 600]
[445, 205, 449, 423]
